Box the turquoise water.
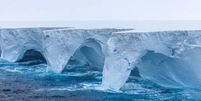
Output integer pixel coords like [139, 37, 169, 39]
[0, 60, 201, 101]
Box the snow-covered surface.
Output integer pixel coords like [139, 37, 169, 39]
[1, 21, 201, 32]
[102, 30, 201, 90]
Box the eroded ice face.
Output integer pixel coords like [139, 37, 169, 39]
[1, 27, 201, 92]
[102, 30, 201, 90]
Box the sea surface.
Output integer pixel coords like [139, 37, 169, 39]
[0, 59, 201, 101]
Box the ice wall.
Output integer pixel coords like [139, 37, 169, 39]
[1, 27, 201, 90]
[0, 27, 68, 62]
[42, 28, 132, 73]
[102, 30, 201, 90]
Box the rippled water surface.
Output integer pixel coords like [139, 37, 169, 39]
[0, 60, 201, 101]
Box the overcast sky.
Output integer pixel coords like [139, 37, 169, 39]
[0, 0, 201, 21]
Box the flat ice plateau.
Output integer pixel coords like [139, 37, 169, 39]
[1, 21, 201, 92]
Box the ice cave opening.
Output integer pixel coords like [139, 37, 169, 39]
[62, 39, 105, 73]
[125, 66, 141, 83]
[17, 49, 47, 65]
[123, 49, 201, 88]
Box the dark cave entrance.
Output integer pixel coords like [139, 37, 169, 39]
[18, 49, 47, 65]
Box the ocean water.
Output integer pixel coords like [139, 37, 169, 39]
[0, 60, 201, 101]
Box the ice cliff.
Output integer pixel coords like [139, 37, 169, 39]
[0, 27, 68, 62]
[1, 27, 201, 90]
[102, 30, 201, 90]
[42, 28, 131, 73]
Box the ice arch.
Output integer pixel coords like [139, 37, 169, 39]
[72, 39, 105, 71]
[61, 39, 105, 72]
[136, 49, 201, 88]
[102, 30, 201, 90]
[43, 28, 131, 73]
[0, 27, 68, 62]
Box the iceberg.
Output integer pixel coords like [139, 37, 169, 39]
[1, 26, 201, 91]
[102, 30, 201, 90]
